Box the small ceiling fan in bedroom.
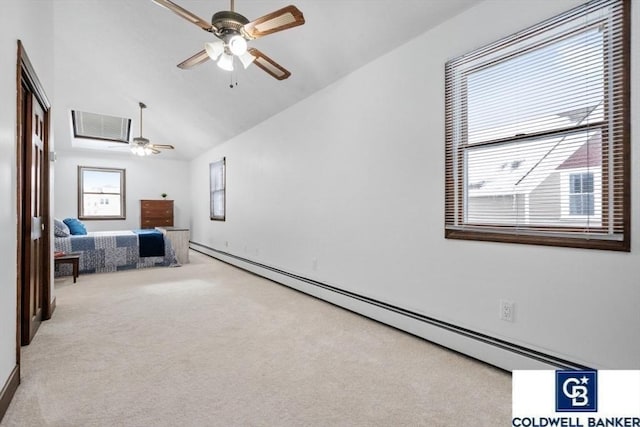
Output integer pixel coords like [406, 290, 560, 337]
[130, 102, 175, 156]
[151, 0, 305, 80]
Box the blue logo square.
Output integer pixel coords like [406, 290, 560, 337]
[556, 370, 597, 412]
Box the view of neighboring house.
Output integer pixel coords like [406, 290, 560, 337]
[467, 113, 603, 228]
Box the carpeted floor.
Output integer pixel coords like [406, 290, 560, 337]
[2, 250, 511, 426]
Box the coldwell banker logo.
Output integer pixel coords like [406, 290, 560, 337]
[512, 370, 640, 427]
[556, 370, 598, 412]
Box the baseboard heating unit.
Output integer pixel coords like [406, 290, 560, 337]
[190, 241, 590, 372]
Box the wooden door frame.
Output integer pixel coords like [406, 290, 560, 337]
[16, 40, 52, 363]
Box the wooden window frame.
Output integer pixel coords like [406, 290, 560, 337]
[77, 166, 126, 220]
[444, 0, 630, 251]
[210, 157, 226, 221]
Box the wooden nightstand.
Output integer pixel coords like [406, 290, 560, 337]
[156, 227, 190, 264]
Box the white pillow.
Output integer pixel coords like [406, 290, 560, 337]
[54, 218, 70, 237]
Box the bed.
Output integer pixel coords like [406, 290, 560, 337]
[54, 230, 179, 277]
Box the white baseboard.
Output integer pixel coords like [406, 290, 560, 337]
[191, 242, 587, 372]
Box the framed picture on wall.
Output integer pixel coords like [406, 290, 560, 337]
[210, 157, 225, 221]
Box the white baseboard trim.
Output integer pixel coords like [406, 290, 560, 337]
[191, 242, 588, 372]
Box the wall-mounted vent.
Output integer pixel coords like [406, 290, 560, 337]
[71, 110, 131, 143]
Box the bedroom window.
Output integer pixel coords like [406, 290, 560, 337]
[78, 166, 126, 220]
[444, 0, 629, 251]
[210, 158, 226, 221]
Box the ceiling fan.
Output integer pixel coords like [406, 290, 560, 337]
[152, 0, 305, 80]
[130, 102, 175, 156]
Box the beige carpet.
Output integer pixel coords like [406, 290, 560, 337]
[2, 251, 511, 426]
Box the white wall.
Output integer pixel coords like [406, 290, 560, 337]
[190, 0, 640, 370]
[0, 0, 54, 392]
[54, 151, 190, 231]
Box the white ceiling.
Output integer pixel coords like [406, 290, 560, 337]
[52, 0, 480, 160]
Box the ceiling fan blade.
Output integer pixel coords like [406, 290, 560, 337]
[149, 144, 175, 150]
[150, 148, 162, 155]
[177, 49, 211, 69]
[247, 48, 291, 80]
[243, 5, 305, 39]
[151, 0, 216, 32]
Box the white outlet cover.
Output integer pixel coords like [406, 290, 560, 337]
[500, 300, 515, 322]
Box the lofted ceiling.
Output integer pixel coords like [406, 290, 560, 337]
[52, 0, 480, 160]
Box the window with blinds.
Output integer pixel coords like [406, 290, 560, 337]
[444, 0, 629, 251]
[71, 110, 131, 144]
[210, 157, 226, 221]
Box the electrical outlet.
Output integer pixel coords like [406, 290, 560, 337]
[500, 300, 515, 322]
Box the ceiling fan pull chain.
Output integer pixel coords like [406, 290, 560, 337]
[229, 70, 238, 88]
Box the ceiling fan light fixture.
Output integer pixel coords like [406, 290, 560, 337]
[205, 40, 224, 60]
[131, 145, 154, 156]
[217, 52, 234, 71]
[228, 34, 248, 56]
[156, 1, 305, 80]
[238, 50, 256, 69]
[126, 101, 174, 156]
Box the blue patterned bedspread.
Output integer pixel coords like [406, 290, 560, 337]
[55, 230, 178, 277]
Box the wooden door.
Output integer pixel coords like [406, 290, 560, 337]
[21, 92, 46, 345]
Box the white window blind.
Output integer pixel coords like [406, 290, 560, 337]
[210, 158, 226, 221]
[444, 0, 629, 251]
[72, 110, 131, 143]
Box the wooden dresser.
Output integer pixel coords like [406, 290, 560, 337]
[140, 200, 174, 229]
